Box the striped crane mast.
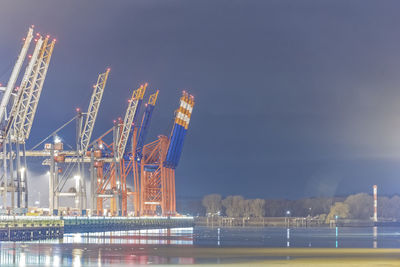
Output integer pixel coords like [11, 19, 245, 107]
[140, 91, 194, 216]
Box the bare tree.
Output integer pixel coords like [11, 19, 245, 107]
[222, 195, 244, 217]
[250, 199, 265, 218]
[241, 199, 252, 218]
[202, 194, 222, 215]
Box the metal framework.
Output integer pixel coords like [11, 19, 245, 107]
[0, 28, 196, 217]
[140, 91, 195, 216]
[80, 69, 110, 154]
[0, 28, 55, 214]
[47, 69, 110, 216]
[91, 85, 146, 216]
[0, 27, 33, 125]
[5, 36, 44, 141]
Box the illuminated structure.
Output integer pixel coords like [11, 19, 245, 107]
[0, 27, 55, 213]
[45, 69, 110, 215]
[90, 85, 147, 216]
[0, 28, 196, 217]
[373, 185, 377, 222]
[140, 91, 195, 216]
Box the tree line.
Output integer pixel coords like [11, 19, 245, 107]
[200, 193, 400, 221]
[202, 194, 265, 218]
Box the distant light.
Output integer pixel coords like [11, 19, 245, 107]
[53, 39, 57, 42]
[74, 175, 80, 181]
[76, 107, 80, 112]
[107, 68, 111, 72]
[54, 135, 61, 144]
[99, 144, 104, 149]
[20, 167, 25, 173]
[46, 171, 50, 176]
[46, 35, 50, 38]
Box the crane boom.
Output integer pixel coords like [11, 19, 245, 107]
[164, 91, 195, 169]
[117, 84, 146, 160]
[4, 36, 44, 141]
[80, 69, 110, 154]
[135, 90, 158, 160]
[21, 38, 55, 140]
[0, 27, 34, 124]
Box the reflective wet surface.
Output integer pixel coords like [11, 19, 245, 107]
[1, 226, 400, 265]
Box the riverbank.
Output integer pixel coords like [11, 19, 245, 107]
[195, 216, 376, 227]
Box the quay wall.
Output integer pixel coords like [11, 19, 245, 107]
[0, 216, 194, 241]
[0, 216, 63, 241]
[63, 216, 194, 233]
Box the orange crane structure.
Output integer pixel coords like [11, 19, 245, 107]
[140, 91, 195, 216]
[90, 84, 147, 216]
[91, 90, 194, 216]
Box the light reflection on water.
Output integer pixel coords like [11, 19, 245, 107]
[1, 226, 400, 265]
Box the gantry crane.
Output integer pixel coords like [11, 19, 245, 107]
[91, 84, 146, 216]
[46, 69, 109, 215]
[131, 91, 159, 216]
[140, 91, 194, 216]
[0, 28, 55, 213]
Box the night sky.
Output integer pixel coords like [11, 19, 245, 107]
[2, 1, 400, 201]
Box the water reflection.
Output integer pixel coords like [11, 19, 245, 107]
[0, 228, 194, 266]
[335, 227, 338, 248]
[286, 228, 290, 247]
[0, 226, 397, 265]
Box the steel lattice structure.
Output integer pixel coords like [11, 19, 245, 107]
[0, 27, 196, 217]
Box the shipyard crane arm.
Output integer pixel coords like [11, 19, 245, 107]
[0, 27, 34, 124]
[79, 69, 110, 154]
[19, 38, 56, 140]
[4, 36, 44, 141]
[135, 90, 158, 160]
[117, 84, 146, 160]
[164, 91, 195, 169]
